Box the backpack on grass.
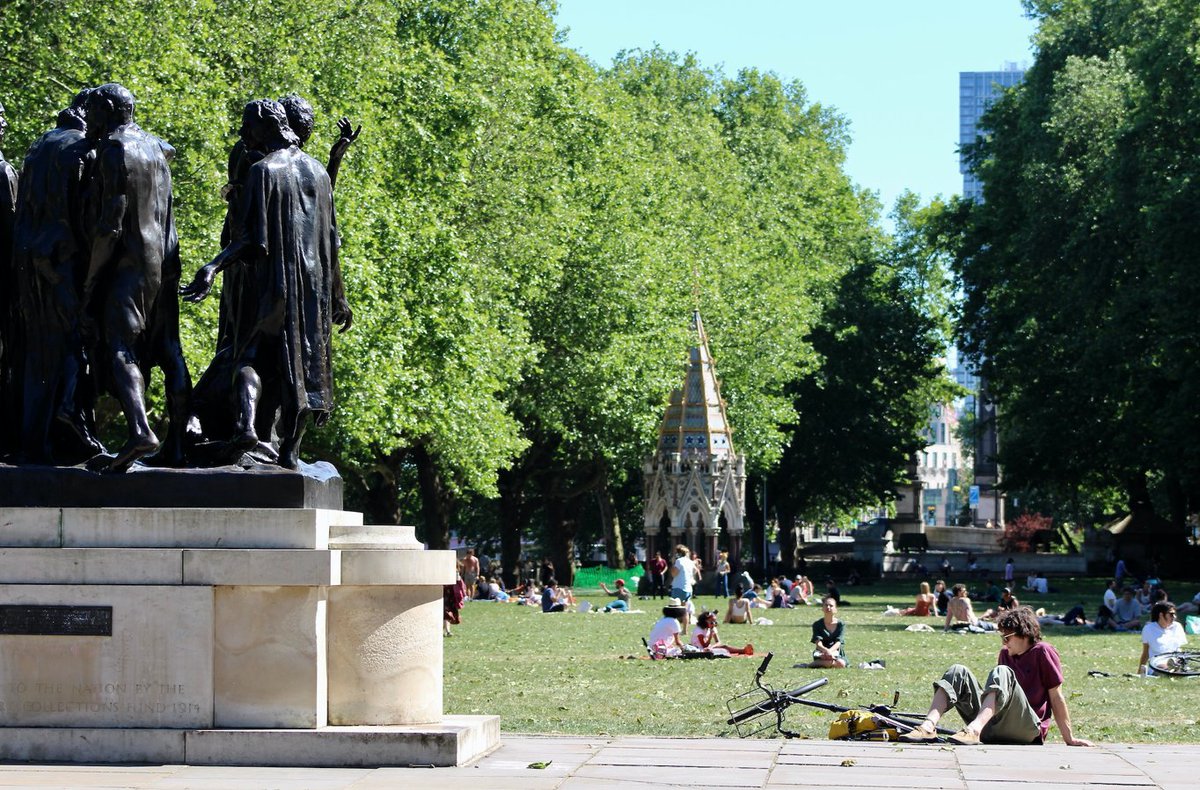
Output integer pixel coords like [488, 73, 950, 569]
[828, 709, 899, 741]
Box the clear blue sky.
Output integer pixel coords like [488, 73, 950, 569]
[554, 0, 1036, 218]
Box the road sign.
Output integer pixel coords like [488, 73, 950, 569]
[968, 485, 980, 507]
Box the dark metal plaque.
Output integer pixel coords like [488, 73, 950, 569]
[0, 605, 113, 636]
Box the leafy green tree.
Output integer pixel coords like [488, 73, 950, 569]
[769, 194, 954, 564]
[950, 0, 1200, 545]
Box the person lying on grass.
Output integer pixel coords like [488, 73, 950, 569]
[899, 606, 1092, 746]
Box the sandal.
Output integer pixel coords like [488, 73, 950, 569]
[948, 729, 981, 746]
[898, 723, 938, 743]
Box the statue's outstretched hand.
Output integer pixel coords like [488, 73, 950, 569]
[330, 118, 361, 162]
[336, 117, 361, 145]
[181, 263, 217, 302]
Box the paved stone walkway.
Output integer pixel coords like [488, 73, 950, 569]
[0, 735, 1191, 789]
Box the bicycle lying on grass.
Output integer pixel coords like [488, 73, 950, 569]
[725, 652, 957, 741]
[1148, 650, 1200, 678]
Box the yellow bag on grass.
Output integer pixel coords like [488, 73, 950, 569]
[828, 709, 899, 741]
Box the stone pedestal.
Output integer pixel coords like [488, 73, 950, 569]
[0, 484, 498, 766]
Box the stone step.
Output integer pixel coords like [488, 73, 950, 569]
[0, 508, 363, 550]
[0, 716, 500, 767]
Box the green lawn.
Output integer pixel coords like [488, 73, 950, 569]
[443, 577, 1199, 743]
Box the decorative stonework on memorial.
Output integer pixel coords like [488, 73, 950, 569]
[642, 311, 747, 567]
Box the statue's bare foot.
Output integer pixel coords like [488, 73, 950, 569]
[106, 431, 161, 473]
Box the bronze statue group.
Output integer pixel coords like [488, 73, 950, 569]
[0, 85, 357, 473]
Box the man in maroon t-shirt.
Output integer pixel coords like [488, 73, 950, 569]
[899, 606, 1092, 746]
[650, 551, 668, 599]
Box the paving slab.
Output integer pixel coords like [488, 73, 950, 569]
[0, 735, 1196, 788]
[769, 762, 966, 788]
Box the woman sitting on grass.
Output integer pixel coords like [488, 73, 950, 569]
[647, 603, 688, 658]
[808, 596, 847, 668]
[900, 581, 936, 616]
[724, 585, 754, 624]
[690, 610, 754, 656]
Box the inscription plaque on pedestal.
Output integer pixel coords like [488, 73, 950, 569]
[0, 605, 112, 636]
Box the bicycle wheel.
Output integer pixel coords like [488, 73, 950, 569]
[1148, 651, 1200, 677]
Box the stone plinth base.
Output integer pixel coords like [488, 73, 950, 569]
[0, 498, 494, 766]
[0, 461, 343, 510]
[0, 716, 500, 767]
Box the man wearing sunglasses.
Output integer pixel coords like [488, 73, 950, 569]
[899, 606, 1092, 746]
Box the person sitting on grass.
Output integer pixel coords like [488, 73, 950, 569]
[1112, 587, 1143, 631]
[934, 579, 951, 616]
[1139, 600, 1186, 676]
[541, 579, 567, 612]
[690, 610, 753, 656]
[1135, 580, 1154, 614]
[769, 578, 792, 609]
[945, 583, 996, 631]
[982, 588, 1020, 620]
[808, 596, 847, 668]
[898, 606, 1092, 747]
[647, 603, 688, 658]
[791, 575, 814, 605]
[724, 585, 754, 625]
[900, 581, 937, 616]
[598, 579, 631, 612]
[485, 577, 509, 601]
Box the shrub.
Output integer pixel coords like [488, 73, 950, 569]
[999, 511, 1054, 553]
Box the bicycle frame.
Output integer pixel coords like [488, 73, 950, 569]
[725, 652, 956, 739]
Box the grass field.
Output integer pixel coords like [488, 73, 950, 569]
[443, 577, 1200, 743]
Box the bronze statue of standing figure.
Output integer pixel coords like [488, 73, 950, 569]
[82, 83, 191, 472]
[11, 89, 104, 464]
[182, 98, 352, 469]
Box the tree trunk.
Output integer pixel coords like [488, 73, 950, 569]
[363, 448, 406, 526]
[596, 467, 626, 570]
[413, 442, 453, 550]
[543, 477, 577, 586]
[744, 478, 765, 575]
[497, 467, 529, 588]
[776, 506, 798, 573]
[1166, 475, 1187, 533]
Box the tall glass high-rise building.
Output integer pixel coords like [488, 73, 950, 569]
[959, 64, 1024, 201]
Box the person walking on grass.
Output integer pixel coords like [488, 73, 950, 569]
[899, 606, 1092, 746]
[669, 544, 696, 603]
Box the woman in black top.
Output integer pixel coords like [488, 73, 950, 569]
[810, 596, 847, 668]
